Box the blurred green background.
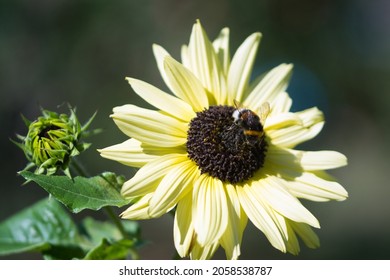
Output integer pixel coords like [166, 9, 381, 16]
[1, 0, 389, 259]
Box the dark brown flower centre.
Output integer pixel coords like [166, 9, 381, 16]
[186, 105, 267, 184]
[38, 125, 60, 139]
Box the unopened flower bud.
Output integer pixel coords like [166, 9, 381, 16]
[15, 107, 97, 177]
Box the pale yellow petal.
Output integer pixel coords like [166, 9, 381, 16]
[286, 171, 348, 202]
[192, 174, 228, 246]
[228, 32, 261, 103]
[164, 56, 209, 112]
[220, 184, 247, 260]
[98, 139, 158, 168]
[244, 63, 293, 111]
[271, 91, 293, 115]
[148, 159, 199, 217]
[212, 27, 230, 75]
[120, 193, 153, 220]
[186, 20, 223, 103]
[174, 192, 195, 258]
[295, 150, 348, 171]
[298, 106, 324, 127]
[126, 77, 195, 122]
[290, 221, 320, 249]
[264, 112, 302, 131]
[266, 146, 348, 174]
[253, 176, 320, 228]
[98, 138, 185, 168]
[248, 180, 291, 246]
[152, 44, 175, 93]
[264, 145, 301, 173]
[265, 204, 289, 245]
[181, 44, 190, 70]
[266, 107, 324, 148]
[111, 104, 187, 147]
[285, 221, 300, 255]
[237, 184, 286, 252]
[190, 241, 219, 260]
[121, 153, 186, 198]
[190, 242, 219, 260]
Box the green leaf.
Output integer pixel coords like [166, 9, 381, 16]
[83, 238, 137, 260]
[0, 198, 81, 257]
[80, 218, 142, 260]
[19, 171, 130, 213]
[81, 217, 139, 244]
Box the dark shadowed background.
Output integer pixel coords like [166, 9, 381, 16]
[1, 0, 389, 259]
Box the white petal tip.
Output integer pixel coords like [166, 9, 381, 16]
[337, 191, 349, 201]
[152, 44, 168, 55]
[254, 32, 262, 39]
[312, 221, 321, 229]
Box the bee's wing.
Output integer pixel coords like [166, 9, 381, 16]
[258, 102, 270, 124]
[233, 99, 243, 110]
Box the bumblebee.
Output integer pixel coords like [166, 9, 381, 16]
[232, 100, 270, 143]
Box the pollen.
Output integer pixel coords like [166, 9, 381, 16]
[186, 105, 267, 184]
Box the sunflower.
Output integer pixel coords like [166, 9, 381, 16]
[99, 20, 348, 259]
